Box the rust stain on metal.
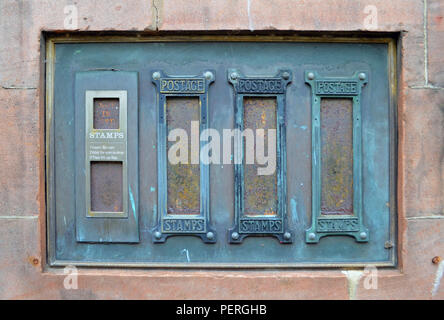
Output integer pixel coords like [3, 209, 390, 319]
[167, 97, 200, 215]
[243, 98, 277, 217]
[320, 98, 354, 216]
[90, 161, 123, 212]
[93, 98, 120, 129]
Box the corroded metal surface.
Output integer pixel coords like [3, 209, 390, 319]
[166, 97, 200, 215]
[90, 161, 123, 212]
[243, 97, 278, 217]
[152, 71, 216, 243]
[228, 69, 292, 244]
[51, 41, 395, 265]
[93, 98, 120, 129]
[305, 71, 369, 243]
[320, 98, 353, 215]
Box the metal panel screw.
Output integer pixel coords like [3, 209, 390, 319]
[231, 232, 239, 240]
[204, 71, 214, 81]
[307, 72, 315, 80]
[358, 73, 366, 80]
[154, 231, 162, 239]
[152, 71, 161, 80]
[360, 232, 367, 239]
[308, 233, 316, 240]
[206, 232, 214, 240]
[230, 72, 239, 81]
[283, 232, 291, 240]
[384, 241, 394, 249]
[282, 71, 290, 80]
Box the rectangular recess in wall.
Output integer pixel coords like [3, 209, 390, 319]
[47, 36, 396, 267]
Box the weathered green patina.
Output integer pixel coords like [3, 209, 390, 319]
[305, 71, 369, 243]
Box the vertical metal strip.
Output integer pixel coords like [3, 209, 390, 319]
[157, 94, 167, 230]
[353, 95, 363, 225]
[277, 94, 286, 229]
[201, 95, 210, 232]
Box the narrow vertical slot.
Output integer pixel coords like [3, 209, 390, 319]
[166, 97, 200, 215]
[320, 98, 354, 216]
[243, 97, 278, 217]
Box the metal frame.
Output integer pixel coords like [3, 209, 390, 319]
[227, 69, 293, 244]
[44, 34, 397, 268]
[74, 71, 140, 244]
[85, 90, 128, 218]
[151, 70, 217, 243]
[305, 71, 370, 243]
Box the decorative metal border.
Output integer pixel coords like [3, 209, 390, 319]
[85, 90, 128, 218]
[45, 35, 397, 268]
[151, 70, 217, 243]
[305, 71, 369, 243]
[227, 69, 293, 244]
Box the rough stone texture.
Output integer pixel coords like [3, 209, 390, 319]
[160, 0, 421, 31]
[0, 218, 43, 298]
[0, 217, 349, 299]
[0, 1, 40, 88]
[428, 0, 444, 86]
[0, 0, 153, 88]
[0, 0, 443, 299]
[355, 219, 444, 299]
[402, 28, 427, 88]
[159, 0, 425, 87]
[0, 89, 40, 216]
[402, 89, 444, 217]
